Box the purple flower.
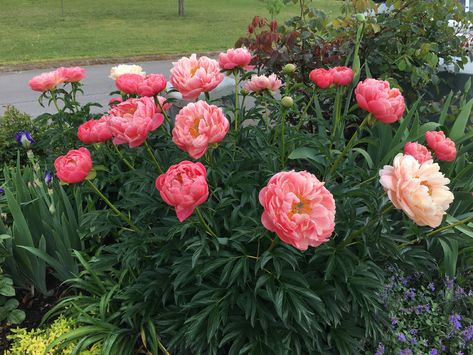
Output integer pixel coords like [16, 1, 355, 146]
[375, 342, 385, 355]
[429, 350, 438, 355]
[410, 329, 417, 336]
[401, 276, 410, 286]
[415, 305, 424, 314]
[44, 170, 53, 187]
[400, 349, 413, 355]
[392, 318, 398, 327]
[445, 276, 455, 289]
[428, 282, 435, 292]
[398, 333, 407, 342]
[15, 130, 35, 148]
[424, 303, 431, 312]
[411, 337, 417, 345]
[0, 187, 4, 194]
[464, 325, 473, 341]
[450, 314, 462, 331]
[404, 288, 416, 300]
[455, 287, 465, 299]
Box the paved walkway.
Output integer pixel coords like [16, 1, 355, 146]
[0, 60, 175, 117]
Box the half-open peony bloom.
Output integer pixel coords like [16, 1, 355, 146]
[155, 161, 209, 222]
[172, 101, 229, 159]
[28, 71, 64, 92]
[218, 47, 253, 71]
[244, 74, 282, 93]
[379, 153, 454, 228]
[109, 64, 146, 80]
[137, 74, 167, 97]
[115, 73, 144, 95]
[355, 78, 405, 124]
[330, 66, 354, 86]
[78, 115, 113, 144]
[309, 68, 333, 89]
[54, 147, 93, 184]
[404, 142, 432, 164]
[425, 131, 457, 162]
[56, 66, 86, 82]
[108, 97, 164, 148]
[259, 171, 336, 251]
[170, 54, 224, 100]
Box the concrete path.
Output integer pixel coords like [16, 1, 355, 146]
[0, 60, 175, 117]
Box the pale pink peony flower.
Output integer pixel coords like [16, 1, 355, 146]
[404, 142, 432, 164]
[259, 171, 336, 251]
[355, 78, 405, 124]
[425, 131, 457, 162]
[170, 54, 224, 100]
[78, 115, 113, 144]
[309, 68, 333, 89]
[115, 73, 144, 95]
[28, 71, 64, 92]
[172, 100, 229, 159]
[155, 161, 209, 222]
[54, 147, 92, 184]
[330, 66, 354, 86]
[56, 66, 86, 82]
[218, 47, 253, 70]
[109, 64, 146, 80]
[244, 73, 282, 93]
[108, 97, 164, 148]
[137, 74, 167, 97]
[379, 153, 454, 228]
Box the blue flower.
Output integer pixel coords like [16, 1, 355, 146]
[391, 318, 398, 327]
[44, 170, 53, 187]
[464, 325, 473, 341]
[445, 276, 455, 289]
[400, 349, 413, 355]
[398, 333, 407, 342]
[15, 130, 35, 148]
[375, 342, 385, 355]
[0, 187, 4, 194]
[411, 337, 417, 345]
[429, 350, 438, 355]
[428, 282, 435, 292]
[404, 288, 416, 300]
[450, 314, 462, 331]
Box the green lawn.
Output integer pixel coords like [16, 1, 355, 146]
[0, 0, 343, 64]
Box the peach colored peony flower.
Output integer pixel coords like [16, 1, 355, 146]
[259, 171, 336, 251]
[172, 101, 229, 159]
[28, 71, 64, 92]
[108, 97, 164, 148]
[355, 78, 405, 124]
[330, 66, 354, 86]
[170, 54, 224, 100]
[218, 48, 253, 70]
[309, 68, 333, 89]
[56, 66, 86, 82]
[109, 64, 146, 80]
[425, 131, 457, 162]
[155, 161, 209, 222]
[78, 115, 113, 144]
[404, 142, 432, 164]
[379, 153, 454, 228]
[137, 74, 167, 97]
[244, 74, 282, 93]
[115, 73, 144, 95]
[54, 147, 93, 184]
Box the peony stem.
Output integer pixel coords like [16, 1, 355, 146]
[144, 140, 164, 174]
[50, 90, 62, 113]
[280, 107, 287, 167]
[267, 238, 278, 252]
[110, 143, 135, 170]
[331, 86, 343, 141]
[234, 71, 240, 131]
[154, 95, 171, 125]
[195, 207, 217, 238]
[205, 92, 210, 101]
[85, 179, 140, 232]
[296, 90, 316, 131]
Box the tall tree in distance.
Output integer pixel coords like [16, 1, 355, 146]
[178, 0, 184, 16]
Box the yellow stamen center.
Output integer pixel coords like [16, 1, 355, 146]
[421, 181, 433, 196]
[189, 118, 201, 138]
[289, 196, 311, 216]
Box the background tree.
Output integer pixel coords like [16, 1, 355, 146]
[178, 0, 184, 16]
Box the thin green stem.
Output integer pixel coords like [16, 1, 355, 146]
[111, 143, 134, 170]
[234, 71, 240, 131]
[264, 101, 269, 129]
[157, 338, 170, 355]
[296, 90, 316, 131]
[85, 179, 140, 232]
[144, 140, 163, 174]
[331, 86, 342, 141]
[195, 207, 217, 238]
[154, 96, 171, 125]
[267, 238, 278, 252]
[205, 91, 210, 101]
[280, 107, 287, 167]
[50, 90, 62, 113]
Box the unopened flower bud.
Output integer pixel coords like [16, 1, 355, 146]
[15, 130, 35, 149]
[281, 96, 294, 108]
[282, 64, 296, 74]
[240, 88, 249, 96]
[355, 13, 366, 22]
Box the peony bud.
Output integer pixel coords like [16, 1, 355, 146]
[281, 96, 294, 108]
[282, 64, 296, 74]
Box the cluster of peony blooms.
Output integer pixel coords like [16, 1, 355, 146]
[28, 67, 85, 92]
[403, 131, 457, 163]
[309, 66, 354, 88]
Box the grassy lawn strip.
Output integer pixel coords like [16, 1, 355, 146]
[0, 0, 343, 64]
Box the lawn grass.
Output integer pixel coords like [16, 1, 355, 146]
[0, 0, 344, 64]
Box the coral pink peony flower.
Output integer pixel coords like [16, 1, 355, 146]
[28, 71, 64, 92]
[355, 78, 405, 123]
[54, 147, 93, 184]
[108, 97, 164, 148]
[172, 101, 229, 159]
[155, 161, 209, 222]
[77, 115, 113, 144]
[404, 142, 432, 164]
[170, 54, 224, 100]
[259, 171, 336, 251]
[115, 73, 144, 95]
[379, 153, 454, 228]
[218, 47, 253, 70]
[56, 66, 86, 82]
[109, 97, 123, 108]
[109, 64, 146, 80]
[243, 74, 282, 93]
[137, 74, 167, 97]
[309, 68, 333, 89]
[330, 66, 354, 86]
[425, 131, 457, 162]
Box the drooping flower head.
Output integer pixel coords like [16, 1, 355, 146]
[54, 147, 92, 184]
[259, 171, 336, 251]
[28, 71, 64, 92]
[172, 100, 229, 159]
[77, 115, 113, 144]
[379, 153, 454, 228]
[218, 47, 253, 71]
[404, 142, 432, 164]
[170, 54, 224, 100]
[15, 130, 35, 148]
[355, 78, 405, 123]
[330, 66, 354, 86]
[136, 74, 167, 97]
[244, 74, 282, 93]
[155, 161, 209, 222]
[425, 131, 457, 162]
[56, 66, 86, 82]
[109, 64, 146, 80]
[115, 73, 143, 95]
[309, 68, 333, 89]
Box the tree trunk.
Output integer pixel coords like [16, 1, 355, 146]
[178, 0, 184, 16]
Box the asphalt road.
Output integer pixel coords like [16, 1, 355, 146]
[0, 60, 175, 117]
